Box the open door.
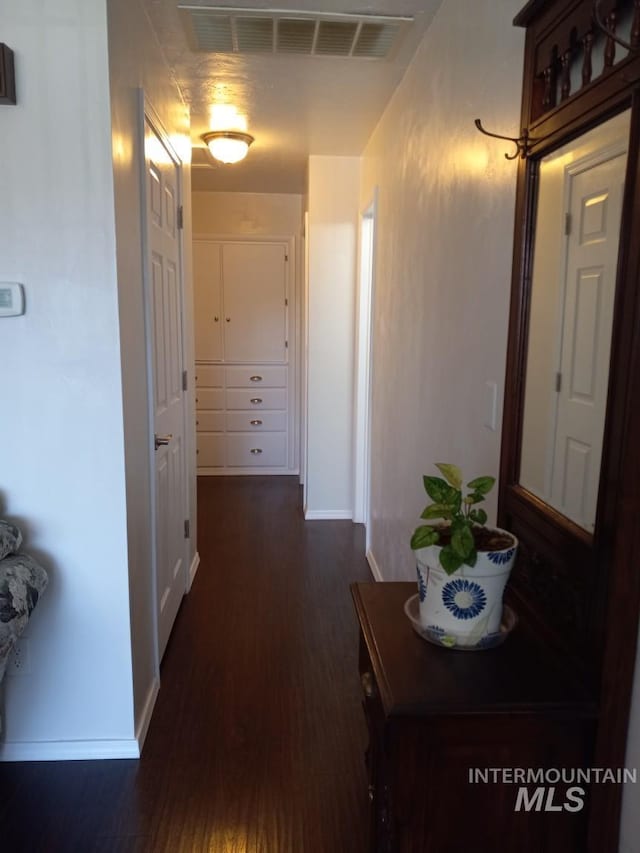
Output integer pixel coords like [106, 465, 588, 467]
[143, 109, 189, 660]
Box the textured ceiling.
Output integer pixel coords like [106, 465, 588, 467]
[143, 1, 444, 193]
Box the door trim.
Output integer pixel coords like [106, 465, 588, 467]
[138, 92, 191, 668]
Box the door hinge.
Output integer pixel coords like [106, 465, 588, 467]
[555, 372, 562, 392]
[564, 212, 571, 235]
[182, 370, 188, 391]
[178, 205, 184, 230]
[285, 340, 288, 349]
[184, 519, 190, 539]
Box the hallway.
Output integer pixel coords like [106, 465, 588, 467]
[0, 477, 373, 852]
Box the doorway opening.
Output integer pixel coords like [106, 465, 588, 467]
[353, 192, 377, 552]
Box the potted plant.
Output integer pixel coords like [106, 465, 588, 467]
[410, 464, 518, 649]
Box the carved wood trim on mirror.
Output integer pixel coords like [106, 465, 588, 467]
[502, 1, 640, 848]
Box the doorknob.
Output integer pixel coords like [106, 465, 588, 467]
[155, 433, 173, 450]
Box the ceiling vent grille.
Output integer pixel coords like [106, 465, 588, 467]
[277, 18, 316, 54]
[315, 21, 359, 56]
[179, 7, 413, 60]
[354, 23, 401, 58]
[236, 17, 274, 52]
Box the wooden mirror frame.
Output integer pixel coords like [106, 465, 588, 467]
[500, 1, 640, 847]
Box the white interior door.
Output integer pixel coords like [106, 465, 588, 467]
[145, 117, 188, 659]
[550, 149, 626, 529]
[222, 243, 287, 363]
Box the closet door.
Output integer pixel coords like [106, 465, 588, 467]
[193, 241, 223, 361]
[222, 243, 287, 363]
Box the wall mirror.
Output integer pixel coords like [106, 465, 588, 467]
[519, 110, 630, 532]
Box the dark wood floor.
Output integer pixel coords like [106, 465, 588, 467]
[0, 476, 373, 852]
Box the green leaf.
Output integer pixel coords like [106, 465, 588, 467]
[467, 476, 495, 496]
[440, 546, 464, 575]
[423, 476, 451, 503]
[464, 548, 478, 568]
[410, 525, 440, 550]
[470, 508, 488, 525]
[466, 491, 486, 505]
[421, 504, 453, 520]
[435, 464, 462, 489]
[451, 523, 474, 559]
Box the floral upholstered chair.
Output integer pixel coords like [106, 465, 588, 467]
[0, 520, 48, 732]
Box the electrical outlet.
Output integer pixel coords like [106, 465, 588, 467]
[8, 639, 31, 676]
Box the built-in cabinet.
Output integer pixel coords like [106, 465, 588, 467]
[194, 240, 296, 474]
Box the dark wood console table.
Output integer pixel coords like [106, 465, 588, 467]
[351, 582, 597, 853]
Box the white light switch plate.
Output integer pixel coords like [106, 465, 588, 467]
[484, 381, 498, 431]
[0, 282, 25, 317]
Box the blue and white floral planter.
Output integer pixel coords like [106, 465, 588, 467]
[414, 527, 518, 649]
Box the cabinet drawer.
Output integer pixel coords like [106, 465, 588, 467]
[196, 388, 225, 410]
[227, 433, 287, 467]
[195, 364, 224, 387]
[226, 411, 287, 432]
[226, 388, 286, 411]
[225, 365, 287, 388]
[196, 433, 226, 467]
[196, 412, 225, 432]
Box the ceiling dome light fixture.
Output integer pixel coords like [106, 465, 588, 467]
[202, 130, 254, 164]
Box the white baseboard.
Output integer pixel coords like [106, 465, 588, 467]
[0, 737, 140, 762]
[187, 551, 200, 592]
[197, 468, 299, 476]
[304, 509, 353, 520]
[366, 548, 384, 582]
[135, 676, 160, 754]
[0, 674, 162, 762]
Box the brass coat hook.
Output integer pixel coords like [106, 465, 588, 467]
[474, 119, 530, 159]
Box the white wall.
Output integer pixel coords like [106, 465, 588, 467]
[0, 0, 135, 756]
[360, 0, 524, 579]
[192, 191, 302, 237]
[107, 0, 195, 743]
[0, 0, 193, 760]
[306, 156, 360, 518]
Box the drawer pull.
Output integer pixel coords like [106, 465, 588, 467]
[368, 784, 375, 803]
[250, 375, 263, 382]
[250, 419, 263, 426]
[214, 316, 219, 323]
[361, 671, 376, 699]
[250, 398, 263, 404]
[250, 448, 263, 455]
